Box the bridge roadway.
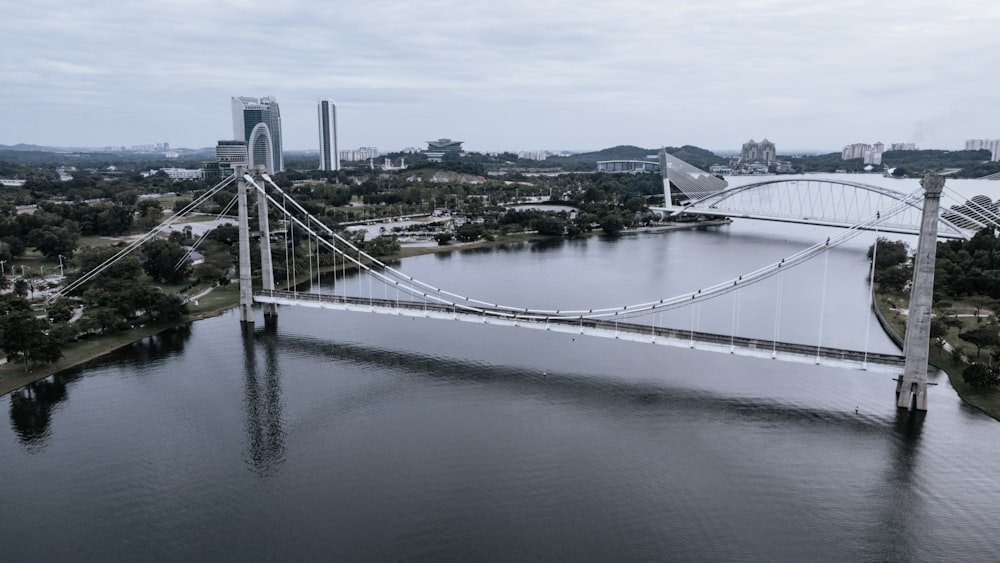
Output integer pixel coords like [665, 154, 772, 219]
[254, 290, 905, 374]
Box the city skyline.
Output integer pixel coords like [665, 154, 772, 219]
[3, 1, 999, 153]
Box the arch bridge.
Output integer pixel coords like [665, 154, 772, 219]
[656, 151, 997, 239]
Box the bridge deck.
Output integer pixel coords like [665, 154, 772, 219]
[254, 290, 905, 374]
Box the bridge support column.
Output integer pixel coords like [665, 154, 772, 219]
[237, 168, 254, 324]
[254, 167, 277, 319]
[896, 174, 944, 411]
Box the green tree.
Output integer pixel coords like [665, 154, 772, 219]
[30, 225, 79, 259]
[959, 323, 999, 358]
[599, 214, 623, 235]
[456, 223, 484, 242]
[0, 304, 62, 369]
[877, 265, 913, 294]
[868, 238, 908, 270]
[534, 216, 565, 236]
[72, 245, 143, 287]
[962, 363, 1000, 388]
[47, 298, 76, 323]
[140, 239, 191, 284]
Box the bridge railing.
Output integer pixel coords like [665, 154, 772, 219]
[254, 290, 905, 368]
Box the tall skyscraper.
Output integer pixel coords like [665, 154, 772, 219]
[231, 96, 284, 173]
[317, 99, 340, 171]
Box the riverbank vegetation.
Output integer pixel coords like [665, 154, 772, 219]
[871, 231, 1000, 419]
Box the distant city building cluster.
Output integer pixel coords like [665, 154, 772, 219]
[841, 142, 884, 165]
[102, 142, 170, 153]
[965, 139, 1000, 162]
[517, 150, 547, 161]
[725, 138, 788, 174]
[340, 146, 380, 162]
[889, 143, 918, 151]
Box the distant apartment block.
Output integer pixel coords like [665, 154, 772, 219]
[517, 151, 548, 161]
[144, 168, 204, 180]
[965, 139, 1000, 162]
[740, 139, 776, 164]
[340, 147, 380, 162]
[162, 168, 203, 180]
[842, 142, 884, 165]
[889, 143, 918, 151]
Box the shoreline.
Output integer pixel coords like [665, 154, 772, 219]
[1, 219, 730, 397]
[872, 292, 1000, 422]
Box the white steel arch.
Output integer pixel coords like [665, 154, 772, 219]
[665, 178, 984, 239]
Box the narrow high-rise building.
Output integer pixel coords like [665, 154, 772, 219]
[317, 99, 340, 171]
[232, 96, 284, 173]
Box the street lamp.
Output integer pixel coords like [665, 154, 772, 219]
[0, 260, 6, 275]
[58, 255, 67, 277]
[20, 265, 29, 276]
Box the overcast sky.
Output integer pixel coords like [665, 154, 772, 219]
[3, 0, 999, 153]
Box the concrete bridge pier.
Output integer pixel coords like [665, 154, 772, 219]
[237, 167, 254, 323]
[896, 173, 945, 411]
[254, 166, 277, 321]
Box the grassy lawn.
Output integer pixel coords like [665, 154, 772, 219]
[187, 284, 239, 316]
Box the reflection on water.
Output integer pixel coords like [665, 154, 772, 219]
[241, 321, 285, 476]
[2, 226, 999, 561]
[8, 374, 72, 450]
[7, 326, 193, 451]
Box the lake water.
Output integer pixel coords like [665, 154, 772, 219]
[3, 211, 1000, 561]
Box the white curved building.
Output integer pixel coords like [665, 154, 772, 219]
[232, 96, 284, 173]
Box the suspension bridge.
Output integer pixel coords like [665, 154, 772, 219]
[55, 161, 992, 411]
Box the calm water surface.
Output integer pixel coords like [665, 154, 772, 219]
[3, 220, 1000, 561]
